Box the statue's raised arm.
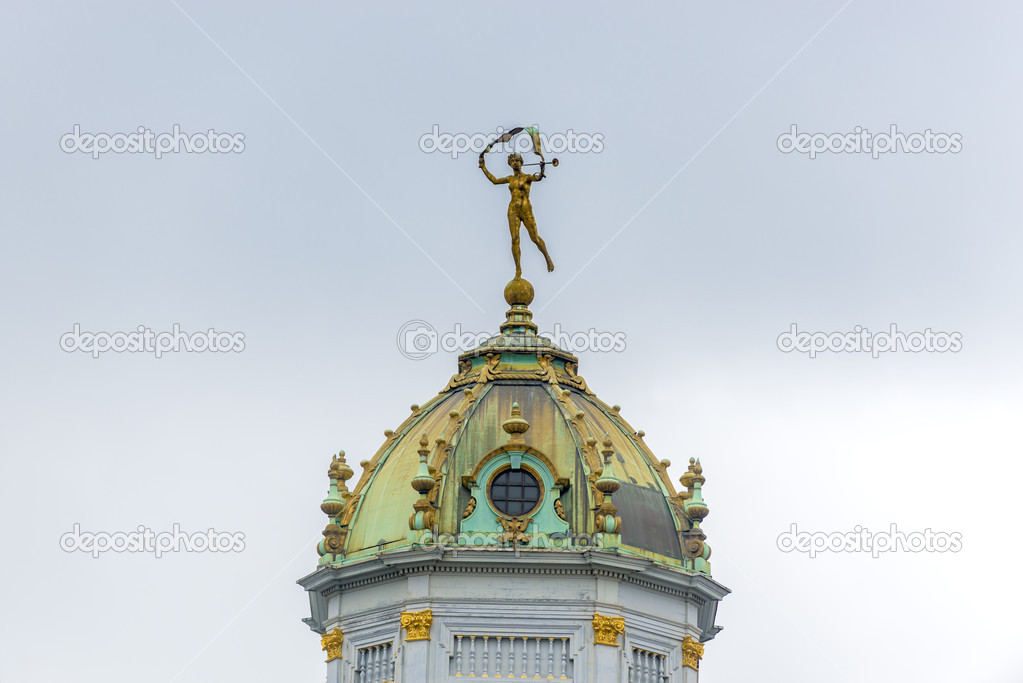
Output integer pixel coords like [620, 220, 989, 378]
[478, 154, 509, 185]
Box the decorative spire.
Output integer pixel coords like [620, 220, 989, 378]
[679, 457, 712, 573]
[502, 402, 530, 444]
[679, 458, 709, 524]
[594, 437, 622, 535]
[408, 434, 436, 533]
[317, 451, 354, 562]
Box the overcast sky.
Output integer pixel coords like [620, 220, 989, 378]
[2, 2, 1021, 682]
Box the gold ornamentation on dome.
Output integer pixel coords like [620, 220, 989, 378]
[502, 402, 530, 444]
[476, 353, 502, 384]
[318, 451, 355, 559]
[498, 515, 533, 544]
[594, 438, 622, 534]
[556, 388, 579, 418]
[338, 494, 360, 527]
[564, 362, 594, 395]
[592, 613, 625, 647]
[444, 359, 472, 392]
[536, 354, 560, 386]
[681, 636, 704, 670]
[462, 496, 477, 519]
[503, 276, 536, 309]
[427, 473, 443, 507]
[681, 458, 709, 523]
[581, 437, 602, 473]
[681, 531, 708, 560]
[554, 498, 566, 521]
[328, 451, 354, 488]
[320, 523, 346, 556]
[321, 627, 343, 662]
[410, 435, 438, 531]
[400, 609, 433, 642]
[586, 472, 604, 507]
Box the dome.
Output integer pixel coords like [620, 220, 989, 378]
[315, 279, 715, 575]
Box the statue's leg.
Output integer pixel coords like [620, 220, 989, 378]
[523, 211, 554, 272]
[508, 210, 522, 279]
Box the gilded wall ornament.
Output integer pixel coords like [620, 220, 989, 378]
[498, 515, 533, 544]
[400, 609, 433, 642]
[681, 636, 704, 670]
[321, 628, 343, 662]
[592, 613, 625, 647]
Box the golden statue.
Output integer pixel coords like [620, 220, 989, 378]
[479, 127, 557, 279]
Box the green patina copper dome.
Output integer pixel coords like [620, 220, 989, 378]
[315, 280, 714, 574]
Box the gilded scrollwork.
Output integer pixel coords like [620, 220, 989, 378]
[536, 353, 560, 386]
[321, 628, 343, 662]
[564, 361, 594, 395]
[681, 636, 704, 670]
[498, 515, 533, 544]
[476, 353, 502, 384]
[400, 609, 433, 642]
[444, 359, 473, 392]
[592, 613, 625, 647]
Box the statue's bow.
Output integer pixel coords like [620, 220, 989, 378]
[479, 126, 557, 168]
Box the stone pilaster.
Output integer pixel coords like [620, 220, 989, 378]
[592, 613, 625, 679]
[399, 608, 433, 676]
[320, 628, 344, 683]
[680, 636, 705, 683]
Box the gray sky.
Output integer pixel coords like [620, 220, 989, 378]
[2, 2, 1020, 681]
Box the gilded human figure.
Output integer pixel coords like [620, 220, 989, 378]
[479, 152, 555, 278]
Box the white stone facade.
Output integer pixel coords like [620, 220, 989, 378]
[299, 547, 728, 682]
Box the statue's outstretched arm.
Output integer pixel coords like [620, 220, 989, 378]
[479, 155, 508, 185]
